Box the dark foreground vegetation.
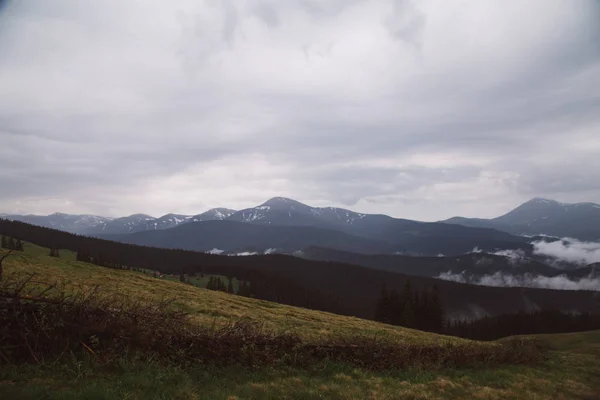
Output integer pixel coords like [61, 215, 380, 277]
[0, 273, 545, 371]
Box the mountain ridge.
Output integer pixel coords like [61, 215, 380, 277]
[443, 197, 600, 240]
[4, 196, 600, 248]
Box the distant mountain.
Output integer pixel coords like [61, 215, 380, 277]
[99, 220, 398, 255]
[3, 213, 112, 234]
[226, 197, 530, 255]
[3, 207, 239, 236]
[149, 214, 193, 230]
[189, 208, 237, 222]
[228, 197, 368, 227]
[84, 214, 156, 235]
[444, 198, 600, 240]
[3, 197, 536, 255]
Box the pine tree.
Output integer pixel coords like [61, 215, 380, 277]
[388, 289, 400, 325]
[8, 237, 16, 250]
[428, 285, 445, 333]
[237, 280, 248, 296]
[413, 290, 423, 329]
[227, 277, 234, 294]
[1, 236, 7, 249]
[179, 273, 186, 283]
[15, 239, 23, 251]
[398, 279, 415, 328]
[374, 284, 392, 323]
[76, 249, 91, 263]
[248, 280, 256, 298]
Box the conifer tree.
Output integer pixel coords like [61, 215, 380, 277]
[374, 284, 392, 323]
[1, 236, 7, 249]
[8, 237, 16, 250]
[217, 277, 227, 292]
[227, 277, 234, 294]
[398, 279, 415, 327]
[206, 276, 215, 290]
[237, 280, 248, 296]
[248, 280, 256, 298]
[15, 238, 23, 251]
[428, 285, 445, 332]
[179, 273, 186, 283]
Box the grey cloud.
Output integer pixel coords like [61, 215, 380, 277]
[252, 2, 280, 28]
[0, 0, 599, 218]
[294, 0, 364, 18]
[385, 0, 426, 48]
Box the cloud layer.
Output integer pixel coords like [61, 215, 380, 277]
[532, 238, 600, 265]
[1, 1, 599, 219]
[438, 271, 600, 291]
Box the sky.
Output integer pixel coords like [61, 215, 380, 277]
[0, 0, 599, 221]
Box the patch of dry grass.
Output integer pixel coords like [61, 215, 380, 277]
[4, 243, 470, 345]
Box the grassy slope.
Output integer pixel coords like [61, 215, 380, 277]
[1, 244, 600, 399]
[3, 243, 465, 344]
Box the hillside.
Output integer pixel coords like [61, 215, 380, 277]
[1, 243, 430, 341]
[298, 246, 595, 279]
[1, 244, 600, 399]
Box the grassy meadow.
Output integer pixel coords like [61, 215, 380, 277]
[2, 243, 468, 344]
[1, 243, 599, 399]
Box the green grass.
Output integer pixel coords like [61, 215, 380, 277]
[1, 332, 599, 400]
[2, 244, 600, 399]
[162, 273, 242, 293]
[3, 243, 468, 344]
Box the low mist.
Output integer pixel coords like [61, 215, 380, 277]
[437, 271, 600, 291]
[532, 238, 600, 265]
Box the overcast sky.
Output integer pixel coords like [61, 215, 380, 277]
[0, 0, 599, 221]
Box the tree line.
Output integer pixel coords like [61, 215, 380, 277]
[1, 235, 24, 251]
[76, 249, 127, 271]
[374, 280, 444, 333]
[446, 309, 600, 340]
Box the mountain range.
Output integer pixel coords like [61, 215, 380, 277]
[3, 197, 600, 257]
[93, 197, 529, 256]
